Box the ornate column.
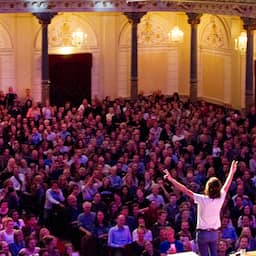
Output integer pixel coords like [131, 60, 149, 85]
[124, 12, 146, 99]
[187, 13, 202, 102]
[242, 17, 256, 111]
[34, 12, 57, 105]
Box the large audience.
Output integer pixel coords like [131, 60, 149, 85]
[0, 86, 255, 256]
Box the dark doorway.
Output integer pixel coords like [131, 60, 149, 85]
[49, 53, 92, 107]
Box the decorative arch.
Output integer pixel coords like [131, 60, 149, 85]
[0, 22, 13, 49]
[198, 14, 233, 105]
[199, 15, 230, 49]
[117, 12, 181, 97]
[34, 13, 98, 50]
[119, 13, 171, 48]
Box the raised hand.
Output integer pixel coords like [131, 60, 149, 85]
[162, 168, 194, 199]
[222, 160, 239, 193]
[163, 169, 171, 181]
[231, 160, 238, 173]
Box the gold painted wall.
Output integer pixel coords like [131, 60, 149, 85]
[0, 12, 251, 109]
[14, 14, 34, 97]
[202, 54, 224, 102]
[138, 51, 168, 94]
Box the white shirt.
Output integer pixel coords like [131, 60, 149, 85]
[132, 228, 152, 241]
[44, 188, 65, 210]
[193, 190, 226, 230]
[0, 230, 14, 244]
[10, 173, 25, 191]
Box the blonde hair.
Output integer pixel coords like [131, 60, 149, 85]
[2, 217, 13, 229]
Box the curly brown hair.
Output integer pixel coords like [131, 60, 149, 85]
[205, 177, 222, 199]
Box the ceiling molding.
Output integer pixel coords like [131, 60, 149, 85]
[0, 0, 255, 18]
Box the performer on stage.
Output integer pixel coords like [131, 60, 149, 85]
[163, 160, 238, 256]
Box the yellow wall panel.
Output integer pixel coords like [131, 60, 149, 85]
[138, 52, 167, 95]
[202, 54, 224, 101]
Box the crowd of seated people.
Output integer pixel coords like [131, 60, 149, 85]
[0, 87, 255, 256]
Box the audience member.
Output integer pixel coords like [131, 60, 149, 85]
[159, 227, 184, 255]
[9, 230, 25, 256]
[132, 216, 152, 242]
[77, 201, 95, 237]
[0, 91, 254, 256]
[107, 214, 132, 256]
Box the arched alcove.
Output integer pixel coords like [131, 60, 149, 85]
[33, 13, 100, 102]
[0, 21, 15, 93]
[119, 13, 170, 48]
[0, 22, 12, 49]
[198, 14, 232, 105]
[34, 13, 98, 50]
[118, 13, 181, 97]
[200, 15, 230, 50]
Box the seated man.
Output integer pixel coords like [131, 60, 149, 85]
[108, 214, 132, 256]
[77, 201, 96, 237]
[235, 234, 250, 252]
[159, 227, 184, 255]
[220, 215, 238, 248]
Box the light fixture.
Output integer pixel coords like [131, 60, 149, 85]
[235, 31, 247, 53]
[59, 46, 74, 55]
[72, 29, 87, 48]
[168, 26, 184, 43]
[50, 21, 87, 49]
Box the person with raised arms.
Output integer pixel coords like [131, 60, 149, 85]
[163, 160, 238, 256]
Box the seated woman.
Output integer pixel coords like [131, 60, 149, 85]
[132, 216, 153, 242]
[63, 242, 80, 256]
[237, 205, 256, 229]
[93, 210, 110, 248]
[0, 217, 15, 245]
[18, 235, 40, 255]
[141, 241, 160, 256]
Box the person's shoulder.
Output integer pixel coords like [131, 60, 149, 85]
[77, 212, 85, 218]
[175, 239, 183, 246]
[123, 225, 130, 230]
[220, 190, 227, 197]
[160, 240, 169, 247]
[109, 225, 118, 231]
[193, 192, 205, 199]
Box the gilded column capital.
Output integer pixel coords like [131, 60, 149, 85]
[124, 12, 146, 25]
[186, 13, 202, 26]
[33, 12, 57, 25]
[242, 17, 256, 31]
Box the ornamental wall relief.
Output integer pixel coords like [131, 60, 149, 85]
[200, 16, 229, 49]
[137, 14, 169, 45]
[35, 14, 98, 50]
[119, 13, 171, 47]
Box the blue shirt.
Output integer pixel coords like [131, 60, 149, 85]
[160, 240, 184, 254]
[31, 132, 42, 145]
[108, 225, 132, 248]
[77, 212, 96, 232]
[9, 241, 25, 256]
[108, 175, 123, 189]
[221, 227, 238, 243]
[146, 194, 165, 207]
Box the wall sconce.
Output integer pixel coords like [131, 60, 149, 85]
[168, 26, 184, 43]
[235, 31, 247, 53]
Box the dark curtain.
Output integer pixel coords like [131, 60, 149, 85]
[49, 53, 92, 107]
